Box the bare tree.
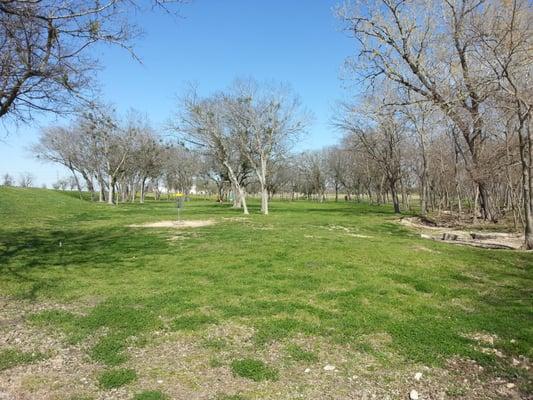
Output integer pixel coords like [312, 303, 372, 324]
[337, 96, 406, 213]
[325, 146, 349, 202]
[122, 117, 161, 203]
[176, 90, 250, 214]
[0, 0, 185, 123]
[2, 173, 14, 186]
[32, 125, 89, 198]
[18, 172, 34, 188]
[337, 0, 504, 221]
[81, 107, 136, 204]
[400, 101, 439, 216]
[161, 145, 201, 195]
[474, 0, 533, 247]
[297, 150, 329, 202]
[226, 80, 309, 214]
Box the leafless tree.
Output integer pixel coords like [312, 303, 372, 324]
[296, 150, 329, 202]
[337, 96, 406, 213]
[161, 145, 201, 195]
[225, 79, 309, 214]
[0, 0, 185, 123]
[474, 0, 533, 247]
[325, 146, 350, 202]
[2, 173, 14, 186]
[32, 125, 89, 198]
[18, 171, 34, 187]
[337, 0, 504, 221]
[175, 89, 251, 214]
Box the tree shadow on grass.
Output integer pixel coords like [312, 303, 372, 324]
[0, 226, 173, 299]
[301, 206, 397, 216]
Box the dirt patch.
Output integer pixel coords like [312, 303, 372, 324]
[222, 217, 251, 222]
[411, 245, 441, 253]
[400, 217, 525, 250]
[465, 332, 498, 346]
[128, 220, 216, 229]
[326, 225, 374, 239]
[1, 308, 530, 400]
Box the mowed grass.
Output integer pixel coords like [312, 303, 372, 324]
[0, 187, 532, 388]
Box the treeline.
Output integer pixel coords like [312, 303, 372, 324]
[22, 0, 533, 249]
[30, 80, 311, 215]
[32, 109, 199, 204]
[333, 0, 532, 249]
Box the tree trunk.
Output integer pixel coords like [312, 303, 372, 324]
[419, 129, 429, 216]
[68, 166, 83, 200]
[259, 157, 269, 215]
[420, 175, 428, 216]
[377, 175, 386, 205]
[526, 119, 533, 249]
[473, 186, 479, 224]
[140, 177, 147, 204]
[238, 187, 249, 215]
[261, 186, 269, 215]
[234, 190, 242, 208]
[81, 171, 95, 201]
[400, 177, 408, 210]
[389, 179, 401, 214]
[232, 183, 242, 208]
[223, 161, 248, 215]
[97, 175, 106, 202]
[108, 176, 116, 205]
[518, 118, 533, 249]
[477, 183, 495, 222]
[121, 184, 127, 203]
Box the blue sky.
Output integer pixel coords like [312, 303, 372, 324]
[0, 0, 358, 186]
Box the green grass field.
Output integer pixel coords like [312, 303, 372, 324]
[0, 187, 531, 399]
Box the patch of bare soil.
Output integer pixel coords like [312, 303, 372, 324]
[0, 299, 101, 400]
[128, 220, 216, 229]
[400, 217, 525, 250]
[122, 327, 530, 400]
[2, 302, 531, 400]
[326, 225, 374, 239]
[221, 217, 251, 223]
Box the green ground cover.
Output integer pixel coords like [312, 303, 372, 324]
[0, 187, 531, 398]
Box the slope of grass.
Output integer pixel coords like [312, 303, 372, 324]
[0, 187, 532, 392]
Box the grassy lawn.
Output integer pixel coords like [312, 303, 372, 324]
[0, 187, 531, 399]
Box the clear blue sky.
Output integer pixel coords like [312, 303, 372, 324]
[0, 0, 358, 186]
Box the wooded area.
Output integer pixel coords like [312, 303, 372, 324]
[1, 0, 532, 248]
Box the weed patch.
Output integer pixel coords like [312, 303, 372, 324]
[0, 348, 45, 371]
[97, 368, 137, 389]
[285, 344, 318, 362]
[230, 358, 279, 381]
[133, 390, 169, 400]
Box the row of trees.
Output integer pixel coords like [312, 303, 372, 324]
[334, 0, 532, 249]
[175, 80, 309, 215]
[2, 172, 35, 188]
[32, 108, 199, 204]
[3, 0, 531, 248]
[31, 80, 310, 214]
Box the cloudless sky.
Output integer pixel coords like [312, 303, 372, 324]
[0, 0, 358, 186]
